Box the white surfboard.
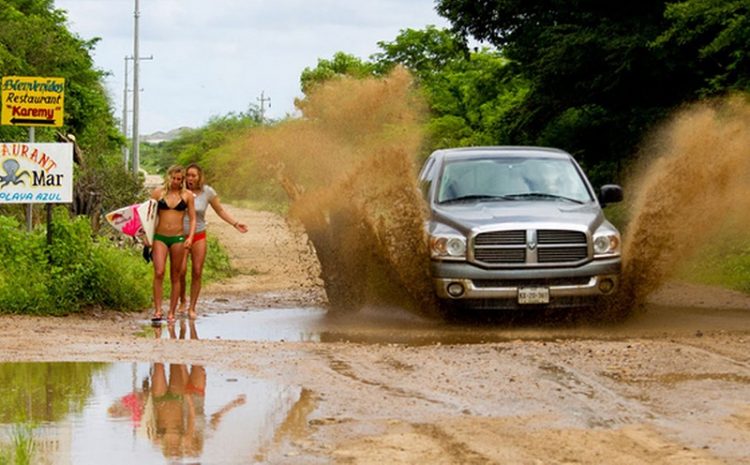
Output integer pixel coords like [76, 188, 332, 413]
[135, 199, 158, 246]
[105, 199, 158, 246]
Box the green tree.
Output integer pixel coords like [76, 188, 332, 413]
[300, 27, 530, 153]
[655, 0, 750, 93]
[435, 1, 750, 183]
[300, 51, 377, 95]
[373, 27, 529, 151]
[371, 25, 467, 79]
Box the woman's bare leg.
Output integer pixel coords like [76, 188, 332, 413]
[152, 241, 169, 319]
[188, 238, 208, 319]
[167, 243, 186, 322]
[177, 251, 190, 314]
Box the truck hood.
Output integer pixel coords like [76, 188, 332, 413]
[430, 200, 607, 234]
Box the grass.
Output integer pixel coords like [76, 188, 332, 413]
[675, 233, 750, 293]
[0, 423, 35, 465]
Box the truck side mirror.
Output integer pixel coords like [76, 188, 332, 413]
[599, 184, 623, 207]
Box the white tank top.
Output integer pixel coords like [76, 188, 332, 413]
[183, 185, 216, 233]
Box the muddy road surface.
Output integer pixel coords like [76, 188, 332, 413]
[1, 205, 749, 464]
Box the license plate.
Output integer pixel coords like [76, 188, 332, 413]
[518, 287, 550, 304]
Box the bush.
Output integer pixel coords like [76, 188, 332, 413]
[0, 209, 151, 314]
[0, 207, 238, 315]
[202, 235, 235, 281]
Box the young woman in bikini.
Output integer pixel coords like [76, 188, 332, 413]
[150, 165, 196, 322]
[178, 163, 247, 319]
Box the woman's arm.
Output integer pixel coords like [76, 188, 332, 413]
[184, 192, 197, 248]
[209, 195, 248, 233]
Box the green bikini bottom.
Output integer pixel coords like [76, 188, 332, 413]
[153, 233, 185, 248]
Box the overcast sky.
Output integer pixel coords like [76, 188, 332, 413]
[53, 0, 449, 135]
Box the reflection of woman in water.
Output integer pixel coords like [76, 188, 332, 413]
[150, 362, 200, 457]
[110, 323, 246, 460]
[146, 321, 246, 459]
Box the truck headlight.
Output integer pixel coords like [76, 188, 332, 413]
[429, 235, 466, 259]
[593, 233, 620, 256]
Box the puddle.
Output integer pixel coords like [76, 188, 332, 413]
[154, 308, 328, 342]
[147, 303, 750, 345]
[0, 362, 308, 464]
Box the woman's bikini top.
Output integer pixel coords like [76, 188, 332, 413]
[157, 196, 188, 211]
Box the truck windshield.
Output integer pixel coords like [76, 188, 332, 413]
[437, 157, 593, 204]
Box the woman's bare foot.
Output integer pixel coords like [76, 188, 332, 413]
[176, 302, 187, 315]
[167, 311, 176, 323]
[188, 308, 198, 320]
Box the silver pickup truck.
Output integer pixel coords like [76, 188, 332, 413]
[418, 146, 623, 312]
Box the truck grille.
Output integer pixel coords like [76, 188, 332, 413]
[474, 248, 526, 263]
[538, 230, 586, 244]
[473, 229, 588, 265]
[474, 230, 525, 245]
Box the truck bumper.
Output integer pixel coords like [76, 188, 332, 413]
[431, 258, 621, 308]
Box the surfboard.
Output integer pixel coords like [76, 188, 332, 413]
[105, 199, 158, 246]
[135, 199, 158, 246]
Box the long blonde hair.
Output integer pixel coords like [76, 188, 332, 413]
[162, 165, 186, 194]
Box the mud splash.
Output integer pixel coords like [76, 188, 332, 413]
[215, 68, 438, 315]
[621, 94, 750, 309]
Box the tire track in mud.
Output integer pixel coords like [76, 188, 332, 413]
[411, 423, 495, 465]
[536, 361, 657, 427]
[321, 352, 448, 408]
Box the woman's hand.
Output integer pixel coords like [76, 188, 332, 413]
[233, 221, 248, 233]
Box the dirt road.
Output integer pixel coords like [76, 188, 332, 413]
[1, 205, 749, 464]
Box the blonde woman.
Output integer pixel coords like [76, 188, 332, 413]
[150, 165, 196, 322]
[179, 163, 247, 319]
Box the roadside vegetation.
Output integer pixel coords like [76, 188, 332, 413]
[677, 223, 750, 293]
[0, 423, 34, 465]
[1, 0, 749, 314]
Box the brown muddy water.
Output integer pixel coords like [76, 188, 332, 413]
[147, 302, 750, 345]
[0, 361, 306, 464]
[212, 68, 438, 316]
[622, 95, 750, 308]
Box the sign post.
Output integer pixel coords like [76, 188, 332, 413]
[1, 76, 65, 127]
[1, 76, 66, 235]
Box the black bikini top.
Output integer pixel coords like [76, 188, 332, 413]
[157, 196, 188, 211]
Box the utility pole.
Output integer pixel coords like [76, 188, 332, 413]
[131, 0, 141, 176]
[122, 54, 152, 170]
[257, 90, 271, 124]
[122, 55, 132, 168]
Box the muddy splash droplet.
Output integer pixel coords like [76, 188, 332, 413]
[214, 68, 439, 316]
[621, 95, 750, 309]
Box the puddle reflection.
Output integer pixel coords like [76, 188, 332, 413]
[152, 308, 326, 342]
[0, 362, 307, 464]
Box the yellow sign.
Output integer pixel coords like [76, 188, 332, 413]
[1, 76, 65, 127]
